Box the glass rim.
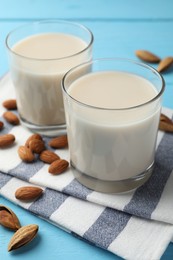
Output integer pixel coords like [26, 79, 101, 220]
[62, 57, 165, 111]
[5, 19, 94, 61]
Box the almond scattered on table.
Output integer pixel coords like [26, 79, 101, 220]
[40, 150, 60, 164]
[157, 57, 173, 72]
[8, 224, 39, 251]
[49, 135, 68, 149]
[2, 99, 17, 110]
[3, 111, 20, 125]
[135, 50, 160, 63]
[15, 186, 43, 201]
[25, 133, 42, 147]
[18, 146, 35, 162]
[0, 134, 15, 148]
[49, 159, 69, 175]
[0, 205, 21, 231]
[28, 139, 45, 154]
[159, 113, 173, 132]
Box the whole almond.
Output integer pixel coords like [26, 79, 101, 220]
[18, 146, 35, 162]
[159, 113, 173, 132]
[2, 99, 17, 110]
[3, 111, 20, 125]
[135, 50, 160, 63]
[49, 159, 69, 175]
[15, 186, 43, 201]
[160, 113, 172, 124]
[25, 133, 42, 147]
[29, 139, 45, 154]
[40, 150, 60, 164]
[157, 57, 173, 73]
[8, 224, 39, 251]
[0, 121, 4, 130]
[49, 135, 68, 149]
[0, 134, 15, 148]
[0, 205, 21, 231]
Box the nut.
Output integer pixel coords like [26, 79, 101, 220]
[25, 133, 42, 147]
[135, 50, 160, 63]
[29, 139, 45, 154]
[49, 159, 69, 175]
[0, 134, 15, 148]
[3, 111, 20, 125]
[49, 135, 68, 149]
[0, 205, 21, 231]
[8, 224, 39, 251]
[40, 150, 60, 164]
[159, 113, 173, 132]
[0, 121, 4, 130]
[157, 57, 173, 73]
[15, 186, 43, 201]
[2, 99, 17, 110]
[18, 146, 35, 162]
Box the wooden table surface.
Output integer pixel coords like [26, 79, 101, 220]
[0, 0, 173, 259]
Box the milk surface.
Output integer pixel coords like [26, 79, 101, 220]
[66, 71, 160, 181]
[11, 33, 88, 125]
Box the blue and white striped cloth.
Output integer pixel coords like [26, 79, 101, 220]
[1, 74, 173, 260]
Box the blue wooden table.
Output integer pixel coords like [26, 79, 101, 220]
[1, 1, 173, 259]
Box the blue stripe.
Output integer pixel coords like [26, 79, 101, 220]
[124, 132, 173, 218]
[63, 179, 92, 200]
[0, 171, 12, 188]
[29, 187, 68, 219]
[83, 207, 131, 249]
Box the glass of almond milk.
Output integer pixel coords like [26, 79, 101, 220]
[6, 20, 93, 136]
[62, 58, 165, 193]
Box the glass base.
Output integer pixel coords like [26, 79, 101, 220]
[20, 117, 67, 136]
[71, 161, 154, 193]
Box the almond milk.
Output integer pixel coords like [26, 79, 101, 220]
[11, 33, 89, 126]
[65, 71, 161, 182]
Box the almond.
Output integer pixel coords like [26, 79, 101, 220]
[40, 150, 60, 164]
[0, 205, 21, 231]
[15, 186, 43, 201]
[0, 121, 4, 130]
[49, 159, 69, 175]
[0, 134, 15, 148]
[160, 113, 172, 124]
[2, 99, 17, 110]
[157, 57, 173, 73]
[28, 139, 45, 154]
[25, 133, 42, 147]
[3, 111, 20, 125]
[49, 135, 68, 149]
[135, 50, 160, 63]
[18, 146, 35, 162]
[159, 113, 173, 132]
[8, 224, 39, 251]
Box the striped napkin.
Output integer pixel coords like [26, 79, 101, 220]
[1, 73, 173, 260]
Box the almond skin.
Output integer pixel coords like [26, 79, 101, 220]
[0, 121, 4, 130]
[0, 134, 15, 148]
[159, 114, 173, 132]
[40, 150, 60, 164]
[0, 205, 21, 231]
[8, 224, 39, 251]
[135, 50, 160, 63]
[157, 57, 173, 72]
[18, 146, 35, 162]
[15, 186, 43, 201]
[3, 111, 20, 125]
[2, 99, 17, 110]
[29, 139, 45, 154]
[25, 133, 42, 147]
[49, 135, 68, 149]
[49, 159, 69, 175]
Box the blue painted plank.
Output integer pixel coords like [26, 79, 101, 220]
[0, 0, 173, 20]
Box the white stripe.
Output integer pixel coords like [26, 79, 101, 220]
[108, 216, 173, 260]
[87, 190, 134, 211]
[30, 167, 74, 191]
[0, 126, 32, 172]
[50, 196, 104, 236]
[151, 170, 173, 224]
[0, 177, 45, 209]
